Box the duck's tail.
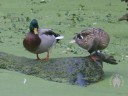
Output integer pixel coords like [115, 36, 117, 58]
[55, 35, 64, 42]
[41, 28, 64, 42]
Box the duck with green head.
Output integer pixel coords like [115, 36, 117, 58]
[23, 19, 64, 61]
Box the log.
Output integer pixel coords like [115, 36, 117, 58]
[0, 52, 117, 86]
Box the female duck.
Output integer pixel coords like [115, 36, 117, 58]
[23, 19, 63, 61]
[71, 28, 110, 61]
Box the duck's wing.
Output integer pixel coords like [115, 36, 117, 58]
[38, 28, 59, 37]
[87, 37, 100, 53]
[80, 28, 104, 36]
[38, 28, 53, 34]
[74, 32, 100, 53]
[39, 28, 64, 42]
[80, 29, 92, 36]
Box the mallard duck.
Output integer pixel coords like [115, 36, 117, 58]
[71, 28, 110, 61]
[23, 19, 64, 61]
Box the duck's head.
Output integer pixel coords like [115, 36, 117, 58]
[29, 19, 39, 34]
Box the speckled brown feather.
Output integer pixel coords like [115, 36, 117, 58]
[74, 28, 110, 53]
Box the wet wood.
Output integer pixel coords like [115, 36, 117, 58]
[0, 52, 117, 86]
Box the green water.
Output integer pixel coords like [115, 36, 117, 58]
[0, 0, 128, 95]
[0, 69, 127, 96]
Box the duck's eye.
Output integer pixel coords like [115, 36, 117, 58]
[77, 34, 83, 39]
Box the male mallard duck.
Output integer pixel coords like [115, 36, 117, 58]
[71, 28, 110, 61]
[23, 19, 64, 61]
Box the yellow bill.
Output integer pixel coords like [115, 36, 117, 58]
[34, 28, 38, 34]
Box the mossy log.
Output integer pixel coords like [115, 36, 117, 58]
[0, 52, 117, 86]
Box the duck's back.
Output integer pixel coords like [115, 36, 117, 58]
[81, 28, 110, 49]
[74, 28, 110, 53]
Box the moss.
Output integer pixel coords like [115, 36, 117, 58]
[0, 52, 107, 86]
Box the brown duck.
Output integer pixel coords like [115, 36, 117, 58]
[23, 19, 64, 61]
[71, 28, 110, 61]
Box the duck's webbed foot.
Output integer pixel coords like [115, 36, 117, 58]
[42, 51, 49, 61]
[42, 57, 49, 61]
[89, 51, 103, 68]
[90, 54, 98, 62]
[89, 51, 98, 61]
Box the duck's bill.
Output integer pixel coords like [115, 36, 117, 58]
[34, 28, 38, 34]
[55, 36, 64, 39]
[69, 40, 76, 43]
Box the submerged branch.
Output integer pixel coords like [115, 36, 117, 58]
[0, 52, 117, 86]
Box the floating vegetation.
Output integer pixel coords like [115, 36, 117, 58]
[104, 13, 117, 23]
[78, 4, 86, 11]
[30, 8, 42, 14]
[12, 23, 16, 29]
[66, 12, 85, 27]
[40, 0, 47, 4]
[121, 0, 128, 2]
[59, 42, 85, 55]
[56, 13, 61, 17]
[26, 17, 30, 22]
[121, 0, 128, 10]
[0, 12, 31, 47]
[64, 4, 86, 27]
[0, 38, 4, 43]
[118, 13, 128, 21]
[27, 0, 48, 5]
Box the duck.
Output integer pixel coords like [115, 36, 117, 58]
[23, 19, 64, 61]
[70, 28, 110, 61]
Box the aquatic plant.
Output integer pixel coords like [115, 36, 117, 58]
[65, 4, 86, 27]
